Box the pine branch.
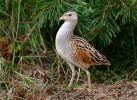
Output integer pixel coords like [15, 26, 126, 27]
[120, 0, 136, 8]
[98, 1, 111, 34]
[38, 27, 47, 55]
[23, 21, 38, 44]
[101, 1, 111, 23]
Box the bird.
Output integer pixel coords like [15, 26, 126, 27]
[55, 11, 111, 91]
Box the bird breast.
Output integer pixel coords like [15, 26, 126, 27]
[55, 23, 74, 61]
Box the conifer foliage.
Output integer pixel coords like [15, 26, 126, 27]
[35, 0, 137, 78]
[0, 0, 137, 80]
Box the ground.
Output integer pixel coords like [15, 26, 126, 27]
[0, 65, 137, 100]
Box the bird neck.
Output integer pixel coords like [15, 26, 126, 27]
[56, 20, 77, 39]
[56, 20, 77, 53]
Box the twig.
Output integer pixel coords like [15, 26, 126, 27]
[101, 1, 111, 23]
[128, 69, 137, 80]
[121, 0, 136, 8]
[97, 1, 111, 34]
[68, 87, 87, 99]
[38, 27, 47, 55]
[23, 21, 38, 44]
[38, 85, 52, 100]
[121, 0, 128, 8]
[32, 38, 44, 68]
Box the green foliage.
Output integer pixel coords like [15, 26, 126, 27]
[0, 0, 137, 84]
[35, 0, 70, 27]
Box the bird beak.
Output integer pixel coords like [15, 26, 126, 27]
[59, 15, 67, 20]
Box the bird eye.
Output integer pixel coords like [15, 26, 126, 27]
[68, 14, 72, 16]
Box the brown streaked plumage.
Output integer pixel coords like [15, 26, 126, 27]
[71, 50, 92, 68]
[55, 11, 111, 91]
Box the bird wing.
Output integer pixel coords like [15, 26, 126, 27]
[69, 35, 111, 67]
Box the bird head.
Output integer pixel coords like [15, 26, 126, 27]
[59, 11, 78, 22]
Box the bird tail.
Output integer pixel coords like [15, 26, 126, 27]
[103, 60, 111, 66]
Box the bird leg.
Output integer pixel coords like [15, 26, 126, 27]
[84, 69, 91, 91]
[67, 62, 75, 88]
